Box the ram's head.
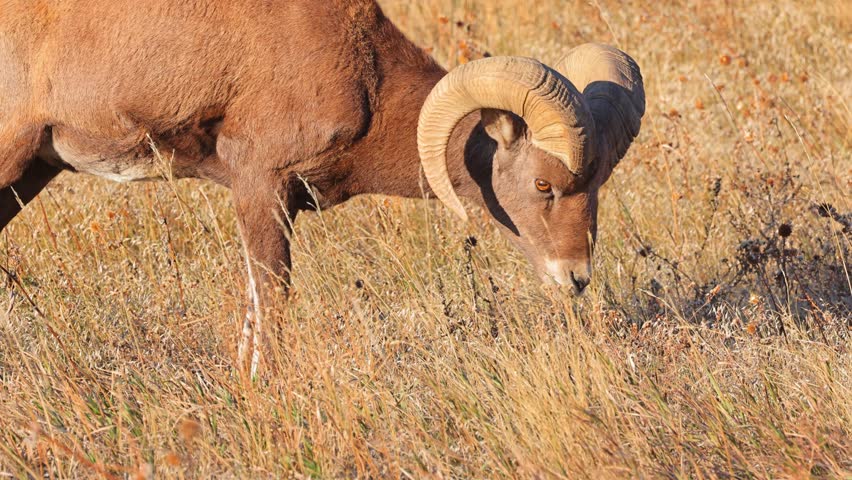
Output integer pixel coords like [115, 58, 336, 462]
[418, 43, 645, 293]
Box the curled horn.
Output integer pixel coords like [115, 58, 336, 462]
[553, 43, 645, 169]
[417, 57, 594, 220]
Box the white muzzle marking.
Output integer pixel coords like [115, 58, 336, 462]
[544, 258, 592, 291]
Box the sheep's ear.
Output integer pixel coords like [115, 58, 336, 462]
[481, 109, 525, 149]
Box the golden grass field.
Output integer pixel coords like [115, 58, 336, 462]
[1, 0, 850, 478]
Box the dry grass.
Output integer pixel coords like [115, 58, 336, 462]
[1, 0, 850, 478]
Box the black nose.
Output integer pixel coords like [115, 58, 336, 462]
[571, 272, 591, 294]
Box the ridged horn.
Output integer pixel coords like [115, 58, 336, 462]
[417, 56, 594, 221]
[553, 43, 645, 168]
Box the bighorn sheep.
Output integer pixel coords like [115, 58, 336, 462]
[0, 0, 644, 374]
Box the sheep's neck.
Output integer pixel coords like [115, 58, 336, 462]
[333, 66, 489, 210]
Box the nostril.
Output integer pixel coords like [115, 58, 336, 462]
[570, 272, 591, 293]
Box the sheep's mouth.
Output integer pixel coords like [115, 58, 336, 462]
[538, 273, 588, 297]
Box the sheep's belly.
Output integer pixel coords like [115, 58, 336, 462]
[49, 137, 164, 183]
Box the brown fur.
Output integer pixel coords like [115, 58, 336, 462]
[1, 0, 615, 372]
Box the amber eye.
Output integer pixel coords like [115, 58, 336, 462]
[535, 179, 552, 193]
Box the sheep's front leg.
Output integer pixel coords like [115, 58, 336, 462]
[233, 185, 296, 377]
